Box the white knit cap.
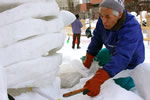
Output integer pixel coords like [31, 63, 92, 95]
[99, 0, 125, 13]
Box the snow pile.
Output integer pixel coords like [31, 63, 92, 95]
[131, 63, 150, 100]
[57, 59, 99, 88]
[0, 0, 75, 99]
[60, 78, 144, 100]
[59, 60, 145, 100]
[15, 77, 62, 100]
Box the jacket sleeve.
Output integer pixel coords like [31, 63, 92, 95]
[79, 20, 83, 28]
[103, 24, 143, 77]
[87, 17, 103, 56]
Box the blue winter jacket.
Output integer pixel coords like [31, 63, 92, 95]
[87, 11, 145, 77]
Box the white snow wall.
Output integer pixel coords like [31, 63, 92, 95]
[0, 0, 75, 89]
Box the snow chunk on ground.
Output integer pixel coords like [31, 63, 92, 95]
[15, 92, 49, 100]
[57, 59, 99, 88]
[14, 77, 61, 100]
[93, 79, 143, 100]
[131, 63, 150, 100]
[0, 65, 8, 100]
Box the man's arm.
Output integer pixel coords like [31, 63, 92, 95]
[83, 18, 103, 68]
[103, 24, 144, 77]
[87, 17, 103, 56]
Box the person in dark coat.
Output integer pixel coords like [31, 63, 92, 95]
[82, 0, 145, 97]
[85, 25, 92, 38]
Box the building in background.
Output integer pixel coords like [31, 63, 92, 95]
[56, 0, 150, 19]
[56, 0, 80, 14]
[126, 0, 150, 14]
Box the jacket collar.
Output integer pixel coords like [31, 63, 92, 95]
[110, 11, 126, 31]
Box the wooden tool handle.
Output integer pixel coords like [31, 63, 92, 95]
[63, 87, 88, 97]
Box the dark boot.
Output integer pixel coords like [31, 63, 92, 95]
[77, 46, 81, 49]
[8, 94, 15, 100]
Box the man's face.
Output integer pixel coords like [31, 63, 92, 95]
[99, 7, 122, 29]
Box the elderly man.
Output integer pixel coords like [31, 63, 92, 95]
[83, 0, 145, 97]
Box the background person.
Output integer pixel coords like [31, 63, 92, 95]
[71, 14, 83, 49]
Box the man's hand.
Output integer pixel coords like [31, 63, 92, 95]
[83, 53, 95, 69]
[83, 68, 110, 97]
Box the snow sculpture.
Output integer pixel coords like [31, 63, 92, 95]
[0, 0, 75, 99]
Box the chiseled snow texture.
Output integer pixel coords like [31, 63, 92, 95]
[32, 77, 62, 100]
[0, 0, 59, 27]
[57, 61, 88, 88]
[60, 77, 143, 100]
[15, 92, 49, 100]
[6, 54, 62, 88]
[15, 77, 61, 100]
[93, 79, 143, 100]
[58, 60, 144, 100]
[131, 63, 150, 100]
[0, 65, 8, 100]
[0, 10, 75, 48]
[0, 33, 65, 67]
[57, 59, 98, 88]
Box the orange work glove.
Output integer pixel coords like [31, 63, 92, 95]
[83, 68, 110, 97]
[83, 53, 95, 69]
